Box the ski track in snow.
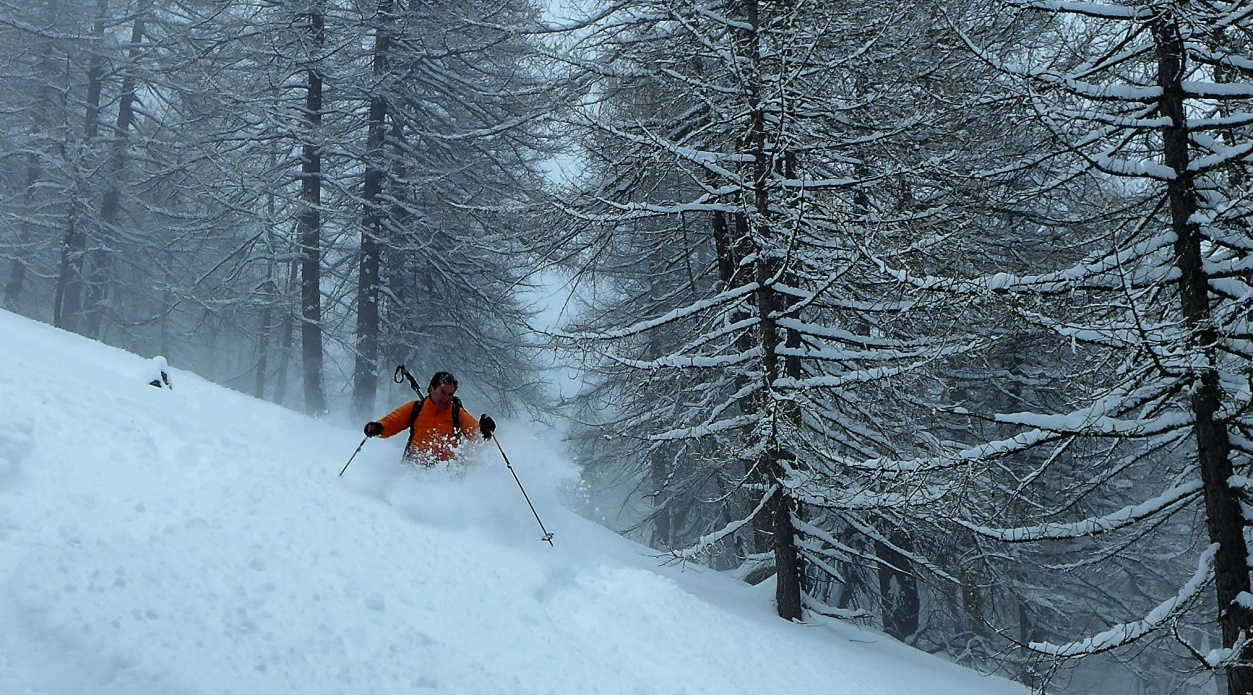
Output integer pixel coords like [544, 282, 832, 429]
[0, 310, 1027, 695]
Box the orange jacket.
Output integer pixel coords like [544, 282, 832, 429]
[376, 397, 481, 462]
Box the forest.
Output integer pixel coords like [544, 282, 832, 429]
[0, 0, 1250, 693]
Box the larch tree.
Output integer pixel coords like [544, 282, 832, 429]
[295, 0, 327, 415]
[556, 0, 972, 625]
[348, 0, 562, 415]
[875, 1, 1253, 691]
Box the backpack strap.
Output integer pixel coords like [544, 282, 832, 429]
[451, 396, 464, 441]
[404, 397, 425, 451]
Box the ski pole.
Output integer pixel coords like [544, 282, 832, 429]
[493, 437, 554, 546]
[339, 436, 368, 476]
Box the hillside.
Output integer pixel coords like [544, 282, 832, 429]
[0, 309, 1029, 695]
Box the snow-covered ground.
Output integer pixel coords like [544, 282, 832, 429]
[0, 309, 1028, 695]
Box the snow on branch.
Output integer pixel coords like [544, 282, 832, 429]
[607, 349, 756, 371]
[775, 317, 948, 351]
[956, 479, 1201, 542]
[1005, 0, 1151, 21]
[691, 4, 752, 30]
[1187, 44, 1253, 74]
[797, 515, 961, 585]
[808, 425, 1065, 474]
[1182, 81, 1253, 100]
[1016, 308, 1185, 349]
[864, 230, 1176, 295]
[667, 486, 779, 562]
[802, 594, 872, 620]
[793, 480, 952, 512]
[553, 283, 758, 341]
[1190, 137, 1253, 176]
[1091, 152, 1176, 180]
[651, 414, 757, 441]
[775, 341, 980, 387]
[1028, 544, 1215, 657]
[991, 400, 1192, 438]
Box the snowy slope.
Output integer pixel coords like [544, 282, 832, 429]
[0, 309, 1028, 695]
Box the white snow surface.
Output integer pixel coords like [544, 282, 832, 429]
[0, 309, 1027, 695]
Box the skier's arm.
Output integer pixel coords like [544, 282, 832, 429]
[375, 401, 420, 438]
[459, 409, 481, 440]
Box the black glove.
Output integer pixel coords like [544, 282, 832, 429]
[479, 414, 496, 440]
[364, 421, 383, 437]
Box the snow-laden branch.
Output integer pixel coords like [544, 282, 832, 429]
[553, 282, 758, 341]
[842, 515, 962, 584]
[668, 486, 778, 561]
[1016, 308, 1186, 350]
[865, 230, 1177, 295]
[651, 414, 758, 441]
[951, 16, 1160, 100]
[793, 480, 953, 512]
[809, 426, 1063, 473]
[608, 349, 756, 371]
[956, 479, 1201, 541]
[1187, 44, 1253, 75]
[801, 594, 871, 620]
[1092, 152, 1176, 180]
[1182, 81, 1253, 100]
[775, 340, 980, 387]
[775, 317, 938, 350]
[989, 397, 1192, 438]
[1029, 544, 1215, 657]
[1190, 136, 1253, 176]
[584, 114, 750, 185]
[1004, 0, 1151, 21]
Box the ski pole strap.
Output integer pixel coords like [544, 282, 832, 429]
[394, 364, 421, 394]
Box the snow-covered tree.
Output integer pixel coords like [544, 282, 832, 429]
[555, 0, 979, 625]
[884, 1, 1253, 690]
[346, 0, 563, 417]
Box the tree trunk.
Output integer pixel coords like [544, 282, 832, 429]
[352, 0, 393, 420]
[275, 257, 299, 407]
[255, 190, 280, 400]
[876, 530, 920, 640]
[298, 0, 327, 415]
[84, 0, 150, 339]
[56, 0, 109, 333]
[4, 0, 58, 310]
[740, 0, 804, 620]
[1154, 15, 1253, 694]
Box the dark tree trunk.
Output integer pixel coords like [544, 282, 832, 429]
[298, 0, 327, 415]
[55, 0, 108, 333]
[876, 530, 920, 640]
[741, 0, 804, 620]
[646, 253, 673, 550]
[378, 117, 412, 371]
[5, 0, 58, 309]
[84, 0, 149, 339]
[1154, 15, 1253, 694]
[352, 0, 394, 420]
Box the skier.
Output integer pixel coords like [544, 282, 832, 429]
[363, 371, 496, 465]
